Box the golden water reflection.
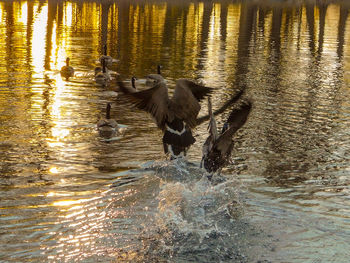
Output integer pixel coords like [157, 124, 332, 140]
[0, 0, 349, 262]
[0, 1, 348, 81]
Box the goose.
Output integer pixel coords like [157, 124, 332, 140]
[97, 103, 119, 138]
[99, 44, 118, 68]
[94, 66, 102, 76]
[201, 97, 252, 175]
[95, 58, 110, 85]
[117, 74, 213, 159]
[157, 65, 162, 75]
[60, 57, 74, 79]
[131, 76, 137, 90]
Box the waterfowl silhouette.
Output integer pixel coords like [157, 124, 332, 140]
[97, 103, 118, 138]
[117, 74, 213, 158]
[99, 44, 118, 68]
[131, 76, 137, 90]
[157, 65, 162, 75]
[60, 57, 74, 80]
[201, 97, 252, 174]
[94, 66, 102, 76]
[95, 58, 110, 85]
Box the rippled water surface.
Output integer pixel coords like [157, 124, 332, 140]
[1, 0, 350, 262]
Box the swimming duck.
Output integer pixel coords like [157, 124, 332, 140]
[117, 74, 213, 159]
[97, 103, 118, 138]
[60, 57, 74, 80]
[95, 58, 110, 85]
[201, 97, 252, 174]
[99, 44, 118, 68]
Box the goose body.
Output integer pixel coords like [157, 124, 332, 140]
[118, 74, 213, 159]
[99, 44, 118, 68]
[60, 57, 74, 79]
[201, 97, 252, 174]
[95, 58, 110, 85]
[97, 103, 118, 138]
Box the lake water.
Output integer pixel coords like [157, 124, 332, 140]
[0, 0, 350, 262]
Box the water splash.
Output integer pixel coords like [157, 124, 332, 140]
[137, 159, 269, 262]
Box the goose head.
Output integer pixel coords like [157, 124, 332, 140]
[157, 64, 162, 75]
[66, 57, 70, 66]
[146, 74, 165, 87]
[131, 76, 137, 90]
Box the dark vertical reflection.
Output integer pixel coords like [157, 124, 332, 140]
[4, 1, 14, 85]
[306, 2, 316, 55]
[258, 7, 267, 35]
[296, 5, 302, 51]
[337, 6, 349, 60]
[317, 3, 328, 58]
[234, 3, 257, 88]
[56, 0, 63, 26]
[100, 2, 110, 49]
[269, 6, 282, 70]
[116, 1, 130, 73]
[196, 2, 213, 71]
[263, 6, 286, 179]
[220, 2, 228, 43]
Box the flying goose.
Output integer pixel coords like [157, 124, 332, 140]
[99, 44, 118, 68]
[201, 97, 252, 174]
[97, 103, 119, 138]
[95, 58, 110, 85]
[60, 57, 74, 80]
[117, 74, 213, 158]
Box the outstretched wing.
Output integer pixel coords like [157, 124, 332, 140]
[117, 81, 169, 130]
[215, 101, 252, 153]
[171, 79, 213, 128]
[176, 79, 213, 101]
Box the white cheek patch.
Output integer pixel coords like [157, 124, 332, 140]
[165, 124, 186, 136]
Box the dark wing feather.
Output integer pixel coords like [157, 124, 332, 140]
[196, 89, 244, 125]
[117, 81, 169, 130]
[171, 79, 213, 128]
[215, 101, 252, 153]
[176, 79, 213, 101]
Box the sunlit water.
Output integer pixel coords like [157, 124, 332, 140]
[0, 0, 350, 262]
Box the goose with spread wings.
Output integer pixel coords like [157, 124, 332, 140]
[117, 74, 213, 158]
[201, 97, 252, 174]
